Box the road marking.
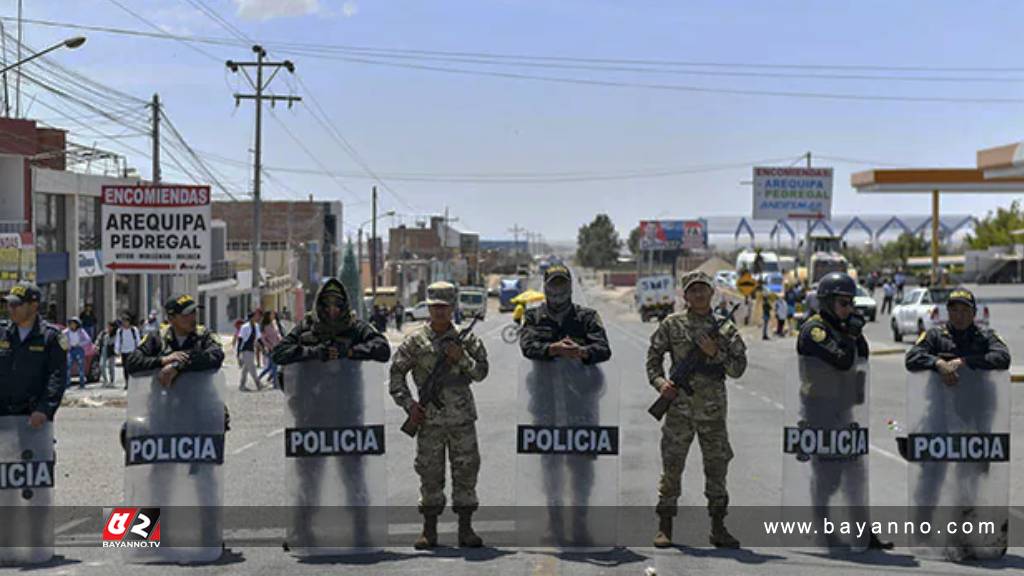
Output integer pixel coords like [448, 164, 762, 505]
[231, 440, 260, 456]
[735, 383, 745, 390]
[55, 517, 91, 535]
[870, 444, 905, 464]
[772, 401, 785, 410]
[265, 427, 283, 438]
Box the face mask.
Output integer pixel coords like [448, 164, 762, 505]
[546, 284, 571, 309]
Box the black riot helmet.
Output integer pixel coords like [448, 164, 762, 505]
[817, 272, 857, 321]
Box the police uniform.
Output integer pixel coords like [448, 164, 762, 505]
[271, 277, 390, 546]
[272, 278, 390, 366]
[906, 289, 1010, 372]
[389, 281, 488, 548]
[646, 271, 746, 548]
[123, 295, 228, 437]
[0, 282, 67, 420]
[795, 272, 889, 551]
[904, 288, 1011, 551]
[519, 265, 612, 543]
[125, 295, 225, 375]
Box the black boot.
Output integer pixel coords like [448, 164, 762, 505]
[654, 515, 673, 548]
[457, 511, 483, 548]
[414, 514, 438, 549]
[710, 514, 740, 548]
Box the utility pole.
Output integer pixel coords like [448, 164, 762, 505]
[508, 224, 526, 255]
[227, 45, 300, 300]
[371, 186, 378, 299]
[15, 0, 21, 118]
[804, 151, 813, 281]
[148, 93, 161, 319]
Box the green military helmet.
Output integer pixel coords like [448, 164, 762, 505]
[425, 281, 457, 307]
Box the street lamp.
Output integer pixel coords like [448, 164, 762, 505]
[0, 36, 86, 76]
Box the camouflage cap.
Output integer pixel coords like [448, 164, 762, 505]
[425, 281, 457, 306]
[4, 281, 41, 305]
[681, 270, 714, 293]
[947, 287, 977, 310]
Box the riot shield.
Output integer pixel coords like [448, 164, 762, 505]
[782, 356, 870, 551]
[904, 368, 1010, 560]
[123, 369, 225, 564]
[281, 358, 387, 554]
[0, 416, 54, 565]
[515, 357, 619, 548]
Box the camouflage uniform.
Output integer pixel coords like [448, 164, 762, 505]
[389, 288, 489, 516]
[646, 273, 747, 519]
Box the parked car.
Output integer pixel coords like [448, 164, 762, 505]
[890, 287, 990, 342]
[714, 270, 737, 289]
[854, 286, 877, 322]
[404, 302, 431, 323]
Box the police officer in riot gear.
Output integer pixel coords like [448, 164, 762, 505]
[123, 294, 226, 550]
[0, 282, 67, 426]
[271, 277, 390, 547]
[0, 282, 66, 558]
[519, 264, 611, 544]
[905, 287, 1011, 559]
[797, 272, 890, 550]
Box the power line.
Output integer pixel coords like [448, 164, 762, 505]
[12, 16, 1024, 75]
[7, 17, 1022, 104]
[103, 0, 223, 62]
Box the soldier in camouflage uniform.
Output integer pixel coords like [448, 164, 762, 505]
[389, 281, 489, 549]
[646, 271, 746, 548]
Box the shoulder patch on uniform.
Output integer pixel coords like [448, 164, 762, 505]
[810, 326, 827, 343]
[57, 333, 69, 352]
[915, 331, 928, 345]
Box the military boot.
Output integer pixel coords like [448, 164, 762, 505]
[414, 514, 438, 549]
[710, 515, 740, 548]
[457, 511, 483, 548]
[653, 515, 673, 548]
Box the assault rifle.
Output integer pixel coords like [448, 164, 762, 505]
[648, 303, 741, 421]
[401, 315, 482, 437]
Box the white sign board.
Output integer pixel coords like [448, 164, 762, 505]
[77, 250, 105, 278]
[101, 185, 211, 274]
[752, 167, 833, 221]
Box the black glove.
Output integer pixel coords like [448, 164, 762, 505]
[846, 313, 866, 338]
[224, 405, 231, 432]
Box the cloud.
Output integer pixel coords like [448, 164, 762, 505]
[342, 1, 359, 18]
[234, 0, 320, 21]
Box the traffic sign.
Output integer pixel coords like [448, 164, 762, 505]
[737, 272, 757, 296]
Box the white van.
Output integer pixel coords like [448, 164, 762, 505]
[458, 287, 487, 320]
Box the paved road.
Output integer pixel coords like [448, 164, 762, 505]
[32, 277, 1024, 574]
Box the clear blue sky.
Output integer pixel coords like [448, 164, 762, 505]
[9, 0, 1024, 241]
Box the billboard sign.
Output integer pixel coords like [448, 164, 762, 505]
[752, 167, 833, 220]
[638, 220, 707, 251]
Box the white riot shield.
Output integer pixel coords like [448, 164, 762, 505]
[904, 368, 1010, 560]
[282, 358, 387, 554]
[782, 356, 870, 551]
[123, 370, 225, 564]
[515, 357, 619, 548]
[0, 416, 54, 564]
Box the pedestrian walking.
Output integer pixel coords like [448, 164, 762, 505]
[236, 311, 263, 391]
[258, 311, 282, 387]
[64, 317, 91, 389]
[882, 280, 895, 315]
[96, 321, 118, 387]
[79, 303, 97, 340]
[761, 292, 772, 340]
[774, 293, 788, 336]
[394, 303, 405, 332]
[115, 317, 141, 388]
[894, 270, 906, 301]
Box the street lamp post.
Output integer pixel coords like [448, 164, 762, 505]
[0, 36, 86, 117]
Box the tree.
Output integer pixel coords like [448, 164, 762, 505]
[967, 200, 1024, 250]
[627, 225, 642, 256]
[576, 214, 621, 268]
[339, 239, 363, 319]
[845, 233, 930, 273]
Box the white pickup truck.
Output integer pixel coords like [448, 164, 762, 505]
[635, 275, 676, 322]
[890, 287, 990, 342]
